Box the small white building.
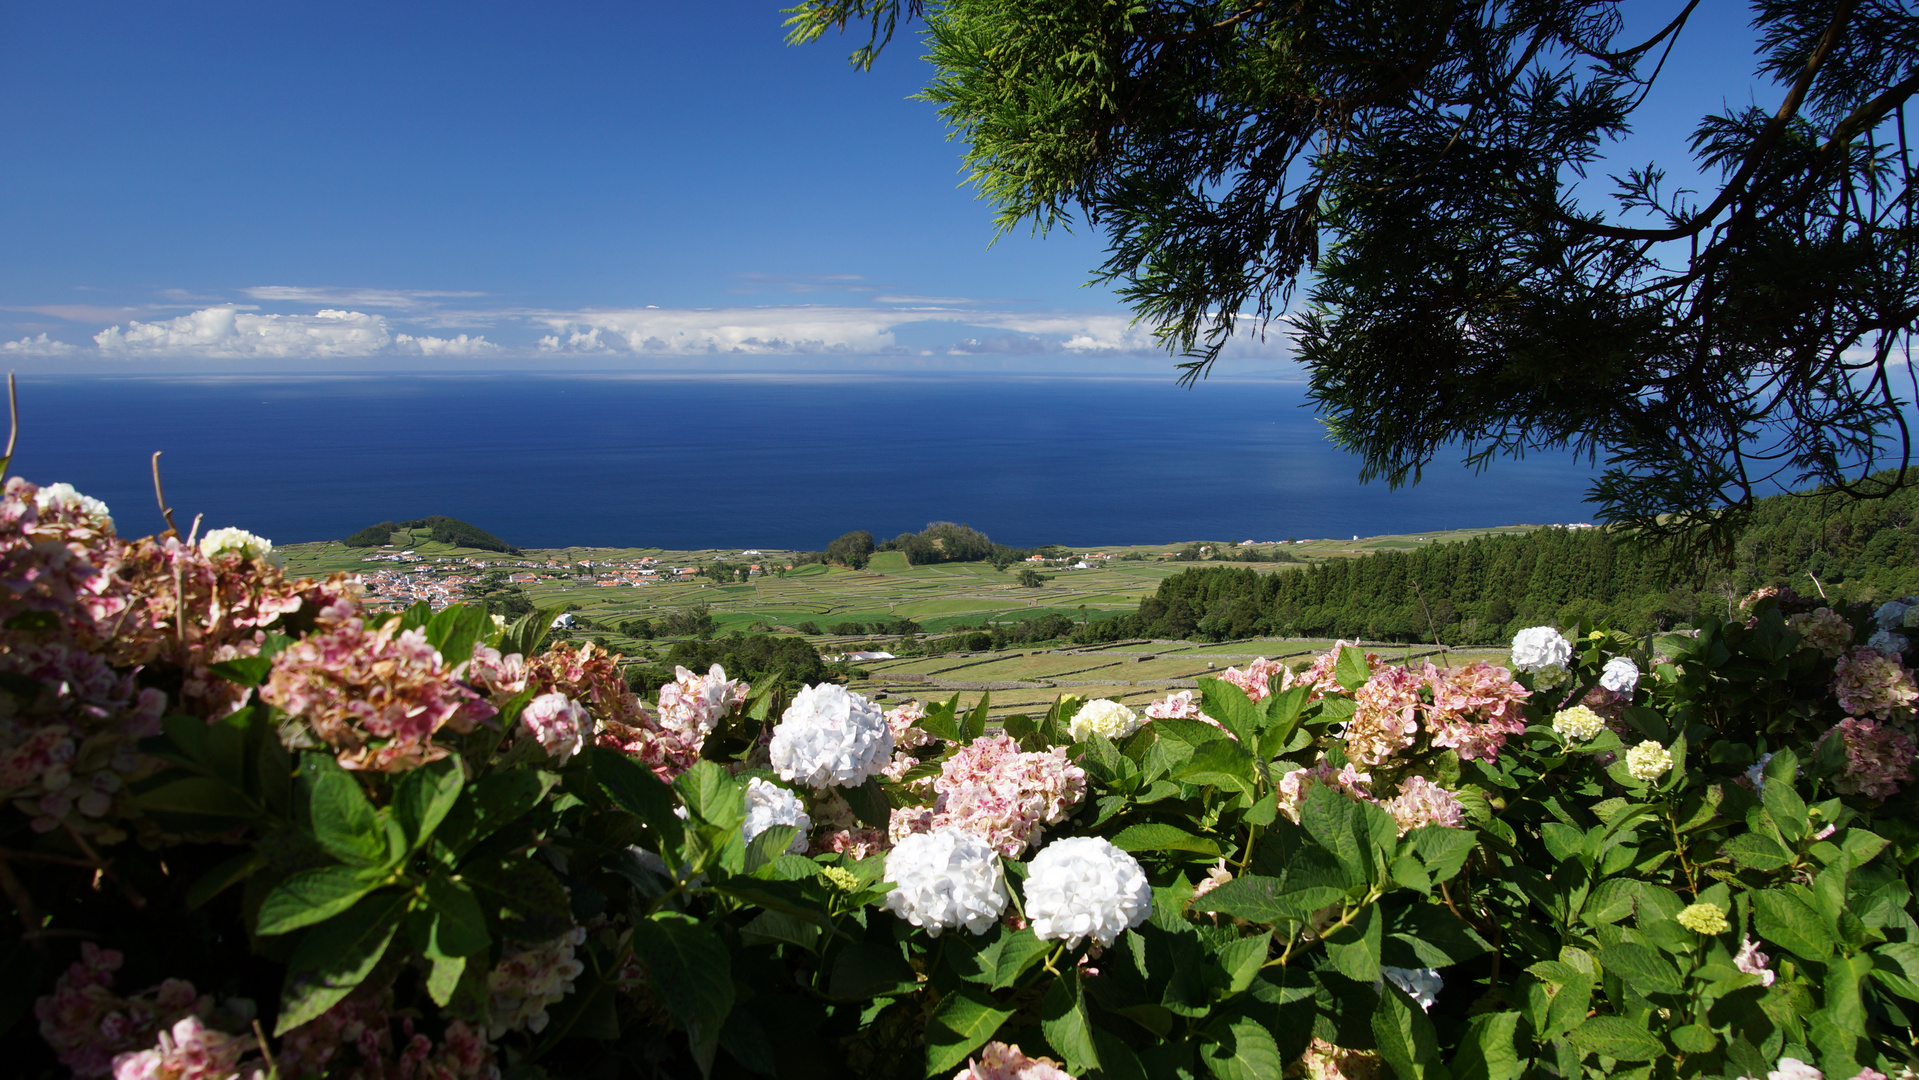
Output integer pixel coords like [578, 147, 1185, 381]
[550, 613, 578, 630]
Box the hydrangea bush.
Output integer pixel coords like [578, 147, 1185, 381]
[6, 479, 1919, 1080]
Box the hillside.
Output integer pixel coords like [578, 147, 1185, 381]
[343, 515, 520, 554]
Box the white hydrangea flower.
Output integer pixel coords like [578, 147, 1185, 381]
[1598, 656, 1640, 695]
[199, 526, 282, 567]
[486, 926, 586, 1038]
[882, 826, 1009, 936]
[1068, 698, 1141, 741]
[1877, 601, 1912, 629]
[1380, 966, 1443, 1012]
[742, 777, 811, 853]
[33, 482, 113, 531]
[769, 683, 894, 789]
[1626, 740, 1673, 782]
[1510, 626, 1572, 672]
[1023, 835, 1152, 948]
[1551, 705, 1606, 742]
[1869, 629, 1910, 656]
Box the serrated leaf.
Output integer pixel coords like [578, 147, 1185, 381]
[1333, 645, 1372, 691]
[1201, 1012, 1284, 1080]
[309, 765, 389, 867]
[1753, 889, 1835, 959]
[1449, 1011, 1523, 1080]
[256, 865, 385, 935]
[1041, 973, 1100, 1075]
[924, 986, 1015, 1075]
[1597, 942, 1683, 996]
[395, 757, 464, 852]
[634, 914, 734, 1077]
[1190, 876, 1344, 924]
[843, 777, 891, 829]
[423, 872, 491, 957]
[1722, 833, 1794, 873]
[1324, 902, 1382, 983]
[275, 889, 406, 1035]
[591, 746, 684, 852]
[1373, 983, 1440, 1079]
[1567, 1016, 1664, 1062]
[1110, 822, 1223, 857]
[1196, 677, 1261, 744]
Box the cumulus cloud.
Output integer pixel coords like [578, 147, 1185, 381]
[94, 307, 393, 358]
[0, 333, 82, 355]
[394, 332, 498, 356]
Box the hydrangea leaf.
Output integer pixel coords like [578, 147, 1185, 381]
[1199, 1010, 1285, 1080]
[1596, 942, 1684, 996]
[590, 746, 685, 855]
[1373, 982, 1441, 1079]
[274, 888, 407, 1035]
[634, 914, 735, 1078]
[394, 757, 464, 851]
[255, 864, 386, 936]
[1040, 972, 1101, 1074]
[923, 986, 1015, 1075]
[306, 762, 388, 867]
[1566, 1016, 1665, 1062]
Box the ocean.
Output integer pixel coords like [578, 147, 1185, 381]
[20, 372, 1602, 550]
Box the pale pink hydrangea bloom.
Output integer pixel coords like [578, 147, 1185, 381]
[1344, 667, 1423, 766]
[33, 946, 235, 1079]
[952, 1041, 1075, 1080]
[1380, 776, 1465, 833]
[1421, 662, 1530, 762]
[1834, 647, 1919, 720]
[1818, 717, 1918, 800]
[1291, 645, 1382, 701]
[520, 693, 588, 763]
[487, 927, 587, 1038]
[1218, 657, 1287, 702]
[891, 733, 1088, 857]
[655, 663, 749, 741]
[466, 646, 528, 695]
[1275, 758, 1374, 823]
[517, 641, 701, 783]
[1, 639, 164, 841]
[809, 788, 892, 858]
[1144, 690, 1232, 735]
[1734, 937, 1777, 987]
[1788, 608, 1854, 658]
[0, 478, 132, 653]
[1192, 859, 1233, 899]
[274, 994, 495, 1080]
[885, 699, 933, 750]
[1296, 1036, 1383, 1080]
[110, 1015, 258, 1080]
[263, 615, 496, 772]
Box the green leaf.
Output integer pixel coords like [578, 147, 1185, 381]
[1449, 1011, 1523, 1080]
[1722, 833, 1794, 873]
[184, 852, 262, 911]
[395, 757, 464, 851]
[1596, 943, 1683, 996]
[1259, 685, 1310, 758]
[130, 775, 257, 819]
[463, 854, 574, 942]
[961, 692, 990, 743]
[951, 926, 1053, 990]
[309, 764, 390, 867]
[744, 826, 801, 873]
[275, 889, 407, 1035]
[1753, 889, 1835, 960]
[1333, 645, 1372, 691]
[1190, 876, 1344, 924]
[424, 953, 466, 1008]
[1299, 783, 1370, 887]
[1373, 983, 1440, 1080]
[256, 865, 385, 935]
[424, 604, 490, 671]
[1408, 826, 1476, 883]
[1200, 1012, 1285, 1080]
[1173, 739, 1258, 795]
[208, 655, 275, 686]
[1323, 902, 1382, 983]
[1110, 823, 1223, 858]
[1215, 932, 1272, 996]
[843, 777, 892, 829]
[501, 605, 564, 660]
[1040, 973, 1101, 1075]
[591, 747, 684, 853]
[677, 761, 745, 834]
[634, 914, 735, 1077]
[1152, 716, 1231, 748]
[1196, 677, 1262, 744]
[1566, 1016, 1665, 1062]
[422, 872, 491, 957]
[1579, 879, 1640, 926]
[924, 986, 1015, 1076]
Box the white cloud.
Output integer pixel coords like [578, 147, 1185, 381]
[95, 307, 393, 358]
[0, 333, 81, 355]
[395, 332, 498, 356]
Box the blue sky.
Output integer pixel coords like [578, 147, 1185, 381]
[0, 1, 1766, 370]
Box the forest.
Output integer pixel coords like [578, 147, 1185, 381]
[1088, 471, 1919, 645]
[342, 515, 521, 553]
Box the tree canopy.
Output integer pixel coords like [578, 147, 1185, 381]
[789, 0, 1919, 552]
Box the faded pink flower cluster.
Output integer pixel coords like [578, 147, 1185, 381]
[1144, 689, 1234, 736]
[1735, 936, 1777, 986]
[486, 927, 587, 1038]
[1293, 1037, 1383, 1080]
[1833, 647, 1919, 721]
[654, 663, 750, 742]
[0, 478, 131, 653]
[879, 700, 936, 785]
[526, 642, 702, 783]
[1275, 758, 1374, 823]
[952, 1041, 1075, 1080]
[1218, 657, 1288, 702]
[262, 614, 496, 772]
[111, 1015, 261, 1080]
[807, 788, 889, 859]
[1787, 607, 1854, 658]
[1380, 776, 1465, 833]
[519, 693, 587, 763]
[274, 993, 494, 1080]
[891, 733, 1087, 857]
[1345, 667, 1423, 766]
[1420, 662, 1529, 762]
[1, 638, 164, 842]
[1818, 717, 1918, 800]
[34, 944, 246, 1079]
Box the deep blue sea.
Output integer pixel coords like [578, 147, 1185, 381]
[19, 373, 1603, 550]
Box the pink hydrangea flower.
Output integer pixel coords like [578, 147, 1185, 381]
[1297, 1036, 1383, 1080]
[487, 927, 587, 1038]
[263, 615, 496, 772]
[654, 663, 749, 741]
[274, 993, 495, 1080]
[1380, 776, 1464, 833]
[1421, 662, 1530, 762]
[952, 1041, 1076, 1080]
[1834, 647, 1919, 721]
[1275, 758, 1374, 823]
[1218, 657, 1287, 703]
[885, 699, 933, 750]
[1818, 717, 1918, 799]
[891, 734, 1087, 857]
[0, 478, 132, 653]
[520, 693, 588, 763]
[110, 1016, 255, 1080]
[1787, 608, 1854, 658]
[1734, 936, 1776, 987]
[1344, 667, 1423, 766]
[32, 947, 239, 1080]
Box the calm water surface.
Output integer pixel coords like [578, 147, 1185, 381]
[21, 373, 1601, 549]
